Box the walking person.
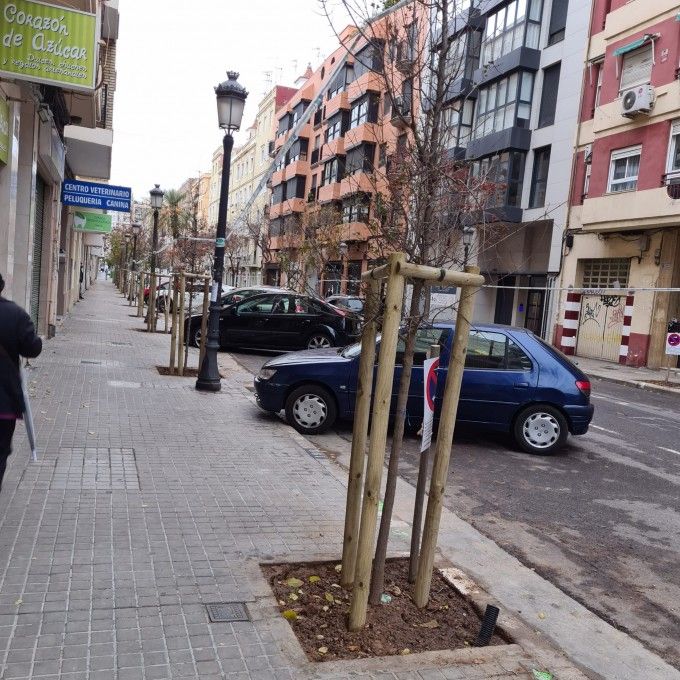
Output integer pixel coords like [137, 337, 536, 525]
[0, 274, 42, 494]
[79, 264, 85, 300]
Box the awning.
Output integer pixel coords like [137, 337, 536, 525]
[64, 126, 113, 180]
[613, 37, 648, 56]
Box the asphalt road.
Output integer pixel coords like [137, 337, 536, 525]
[232, 349, 680, 669]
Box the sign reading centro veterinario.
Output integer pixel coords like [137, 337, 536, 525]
[72, 211, 111, 234]
[61, 179, 131, 213]
[0, 0, 97, 91]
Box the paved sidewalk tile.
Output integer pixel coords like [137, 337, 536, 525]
[0, 282, 558, 679]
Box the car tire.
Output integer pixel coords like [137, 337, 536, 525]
[306, 331, 333, 350]
[285, 384, 337, 435]
[513, 404, 568, 455]
[190, 324, 203, 348]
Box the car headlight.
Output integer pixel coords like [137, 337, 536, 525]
[258, 368, 277, 381]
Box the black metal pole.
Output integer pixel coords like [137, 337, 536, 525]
[129, 234, 138, 301]
[196, 131, 233, 391]
[150, 208, 160, 328]
[464, 242, 470, 268]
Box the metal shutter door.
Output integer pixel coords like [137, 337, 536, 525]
[30, 175, 46, 324]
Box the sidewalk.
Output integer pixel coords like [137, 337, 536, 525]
[574, 355, 680, 393]
[0, 280, 673, 680]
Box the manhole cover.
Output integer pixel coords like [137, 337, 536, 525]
[81, 360, 102, 365]
[206, 602, 250, 623]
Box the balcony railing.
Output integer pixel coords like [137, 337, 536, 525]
[663, 172, 680, 200]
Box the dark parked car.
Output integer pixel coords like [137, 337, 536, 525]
[184, 292, 361, 351]
[221, 285, 292, 306]
[326, 295, 364, 315]
[254, 323, 594, 455]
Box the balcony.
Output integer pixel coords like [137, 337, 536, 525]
[340, 173, 375, 198]
[279, 198, 307, 215]
[390, 98, 412, 131]
[325, 91, 350, 120]
[284, 159, 310, 181]
[347, 71, 383, 104]
[323, 138, 345, 159]
[396, 41, 416, 74]
[344, 221, 373, 242]
[271, 169, 285, 186]
[344, 123, 380, 151]
[63, 126, 112, 179]
[318, 183, 342, 203]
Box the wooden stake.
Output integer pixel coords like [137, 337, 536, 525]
[137, 274, 144, 317]
[198, 277, 210, 369]
[408, 343, 440, 583]
[163, 274, 171, 333]
[340, 276, 380, 588]
[177, 272, 186, 376]
[169, 275, 179, 374]
[414, 267, 480, 608]
[148, 272, 157, 332]
[348, 253, 406, 631]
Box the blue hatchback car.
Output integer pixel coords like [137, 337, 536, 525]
[254, 323, 594, 455]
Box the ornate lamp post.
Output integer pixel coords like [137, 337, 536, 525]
[196, 71, 248, 392]
[148, 184, 164, 329]
[129, 222, 142, 301]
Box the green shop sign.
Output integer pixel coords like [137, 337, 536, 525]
[0, 0, 97, 91]
[0, 96, 8, 164]
[72, 211, 112, 234]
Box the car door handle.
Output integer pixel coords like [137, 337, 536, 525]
[514, 382, 530, 388]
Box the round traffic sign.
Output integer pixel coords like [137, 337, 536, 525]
[669, 333, 680, 347]
[426, 358, 440, 411]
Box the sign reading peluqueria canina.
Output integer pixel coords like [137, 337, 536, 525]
[0, 0, 97, 91]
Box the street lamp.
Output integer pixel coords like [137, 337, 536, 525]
[149, 184, 164, 329]
[128, 222, 142, 301]
[196, 71, 248, 392]
[462, 226, 474, 268]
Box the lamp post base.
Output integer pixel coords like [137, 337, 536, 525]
[195, 350, 222, 392]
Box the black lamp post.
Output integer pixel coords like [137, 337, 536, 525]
[196, 71, 248, 392]
[149, 184, 164, 328]
[129, 222, 141, 301]
[462, 226, 474, 268]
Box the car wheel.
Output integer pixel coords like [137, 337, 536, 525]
[306, 332, 332, 350]
[190, 325, 203, 348]
[513, 405, 568, 455]
[285, 385, 337, 435]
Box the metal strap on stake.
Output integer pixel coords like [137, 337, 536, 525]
[414, 266, 482, 607]
[349, 253, 406, 631]
[340, 276, 380, 588]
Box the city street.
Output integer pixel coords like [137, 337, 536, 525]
[232, 349, 680, 670]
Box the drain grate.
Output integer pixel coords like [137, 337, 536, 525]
[81, 360, 102, 365]
[206, 602, 250, 623]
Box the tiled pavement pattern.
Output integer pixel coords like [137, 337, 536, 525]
[0, 282, 549, 679]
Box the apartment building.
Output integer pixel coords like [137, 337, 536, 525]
[556, 0, 680, 368]
[226, 84, 297, 287]
[441, 0, 590, 337]
[267, 7, 423, 295]
[0, 0, 120, 335]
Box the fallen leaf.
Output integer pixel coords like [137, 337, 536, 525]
[282, 609, 298, 621]
[347, 644, 358, 651]
[285, 577, 303, 588]
[334, 599, 343, 605]
[308, 575, 321, 583]
[318, 646, 328, 655]
[322, 605, 329, 612]
[316, 634, 324, 640]
[418, 619, 439, 629]
[288, 593, 298, 601]
[532, 672, 554, 680]
[14, 599, 22, 606]
[400, 648, 410, 655]
[88, 431, 96, 435]
[390, 586, 402, 596]
[278, 600, 286, 606]
[334, 564, 342, 572]
[538, 612, 546, 620]
[331, 583, 341, 589]
[324, 592, 335, 602]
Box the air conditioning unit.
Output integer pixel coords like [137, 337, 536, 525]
[621, 84, 655, 118]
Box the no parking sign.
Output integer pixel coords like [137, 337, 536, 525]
[421, 357, 440, 452]
[666, 332, 680, 356]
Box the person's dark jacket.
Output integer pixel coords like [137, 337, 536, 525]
[0, 297, 42, 416]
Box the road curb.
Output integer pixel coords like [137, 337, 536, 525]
[589, 373, 680, 395]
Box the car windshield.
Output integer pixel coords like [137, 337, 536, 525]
[346, 299, 363, 311]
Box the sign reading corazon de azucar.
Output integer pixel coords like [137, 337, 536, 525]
[0, 0, 97, 91]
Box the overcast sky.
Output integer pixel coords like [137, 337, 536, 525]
[111, 0, 352, 200]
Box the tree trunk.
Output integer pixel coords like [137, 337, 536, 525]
[368, 278, 424, 604]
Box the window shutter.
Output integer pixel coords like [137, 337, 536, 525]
[548, 0, 568, 43]
[620, 45, 653, 90]
[538, 62, 561, 128]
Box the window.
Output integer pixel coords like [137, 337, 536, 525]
[442, 100, 474, 149]
[620, 44, 652, 92]
[594, 61, 603, 109]
[286, 175, 307, 200]
[321, 157, 343, 185]
[277, 114, 290, 138]
[396, 133, 407, 155]
[288, 138, 308, 163]
[607, 146, 641, 193]
[470, 151, 526, 208]
[581, 258, 630, 289]
[350, 94, 379, 128]
[342, 194, 370, 222]
[472, 71, 534, 139]
[538, 62, 560, 128]
[529, 146, 551, 208]
[345, 144, 375, 175]
[271, 182, 287, 204]
[328, 66, 352, 99]
[394, 327, 451, 366]
[237, 294, 281, 314]
[379, 143, 387, 166]
[667, 120, 680, 177]
[547, 0, 568, 45]
[481, 0, 542, 66]
[325, 111, 348, 141]
[583, 163, 592, 198]
[465, 330, 531, 370]
[353, 40, 384, 79]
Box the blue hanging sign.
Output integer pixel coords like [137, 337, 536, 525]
[61, 179, 132, 213]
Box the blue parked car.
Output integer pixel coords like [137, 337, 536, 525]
[254, 323, 594, 455]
